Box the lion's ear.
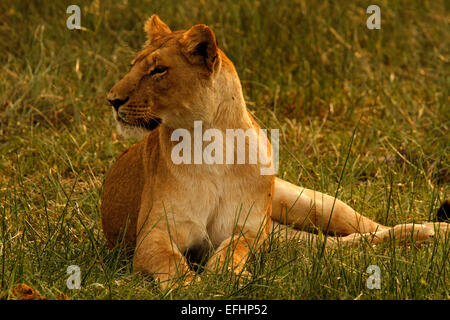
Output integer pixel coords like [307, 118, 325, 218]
[179, 24, 219, 74]
[144, 14, 171, 41]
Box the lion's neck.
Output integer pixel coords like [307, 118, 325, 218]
[210, 66, 253, 130]
[156, 63, 258, 171]
[165, 67, 253, 132]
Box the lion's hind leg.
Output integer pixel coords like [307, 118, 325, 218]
[272, 178, 450, 247]
[270, 220, 330, 246]
[271, 221, 442, 248]
[272, 177, 387, 236]
[336, 223, 436, 247]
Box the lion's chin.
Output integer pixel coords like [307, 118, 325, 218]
[112, 109, 159, 140]
[115, 121, 148, 140]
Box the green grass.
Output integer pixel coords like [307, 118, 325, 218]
[0, 0, 449, 299]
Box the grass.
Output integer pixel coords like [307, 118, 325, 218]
[0, 0, 449, 299]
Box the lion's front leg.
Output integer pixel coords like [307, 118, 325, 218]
[132, 195, 194, 288]
[206, 231, 264, 275]
[133, 227, 193, 288]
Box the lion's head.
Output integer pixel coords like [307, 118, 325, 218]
[107, 14, 241, 139]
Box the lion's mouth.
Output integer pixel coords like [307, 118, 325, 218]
[140, 118, 161, 130]
[117, 116, 161, 131]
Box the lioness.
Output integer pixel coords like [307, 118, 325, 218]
[102, 15, 448, 287]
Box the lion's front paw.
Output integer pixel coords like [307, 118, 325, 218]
[156, 271, 198, 291]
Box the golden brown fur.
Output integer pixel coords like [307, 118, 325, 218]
[101, 15, 449, 288]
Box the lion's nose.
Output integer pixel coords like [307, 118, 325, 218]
[107, 96, 129, 112]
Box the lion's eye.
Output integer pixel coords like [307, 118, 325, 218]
[150, 66, 168, 76]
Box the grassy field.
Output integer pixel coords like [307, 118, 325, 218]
[0, 0, 449, 299]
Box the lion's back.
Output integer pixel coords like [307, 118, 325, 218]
[101, 130, 159, 248]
